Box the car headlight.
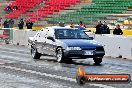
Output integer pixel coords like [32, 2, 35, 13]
[66, 47, 82, 50]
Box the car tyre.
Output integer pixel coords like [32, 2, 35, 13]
[76, 76, 86, 85]
[65, 58, 73, 63]
[31, 46, 41, 59]
[56, 47, 64, 63]
[93, 57, 102, 65]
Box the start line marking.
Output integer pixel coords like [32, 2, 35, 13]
[1, 65, 115, 88]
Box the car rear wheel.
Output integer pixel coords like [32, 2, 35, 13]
[31, 46, 41, 59]
[56, 47, 64, 63]
[93, 57, 102, 65]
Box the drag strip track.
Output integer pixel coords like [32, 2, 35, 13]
[0, 63, 115, 88]
[0, 45, 132, 88]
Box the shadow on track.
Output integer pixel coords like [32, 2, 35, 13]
[33, 56, 103, 67]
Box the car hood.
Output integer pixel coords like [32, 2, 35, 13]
[59, 39, 103, 49]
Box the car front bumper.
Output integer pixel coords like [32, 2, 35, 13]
[63, 50, 105, 59]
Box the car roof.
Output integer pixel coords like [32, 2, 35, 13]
[46, 26, 78, 30]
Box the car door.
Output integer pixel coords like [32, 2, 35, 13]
[44, 29, 56, 56]
[32, 31, 43, 53]
[39, 28, 48, 55]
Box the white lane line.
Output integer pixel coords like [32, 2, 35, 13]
[0, 73, 71, 88]
[0, 59, 14, 64]
[1, 65, 115, 88]
[0, 47, 29, 54]
[0, 58, 16, 63]
[1, 65, 76, 82]
[0, 60, 7, 64]
[89, 84, 115, 88]
[0, 50, 29, 55]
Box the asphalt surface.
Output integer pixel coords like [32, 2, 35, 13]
[0, 44, 132, 88]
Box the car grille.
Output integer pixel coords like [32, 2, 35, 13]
[81, 47, 96, 50]
[69, 50, 83, 54]
[96, 47, 104, 51]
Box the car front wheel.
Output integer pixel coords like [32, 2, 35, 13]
[76, 76, 86, 85]
[31, 46, 41, 59]
[56, 47, 64, 63]
[93, 57, 102, 65]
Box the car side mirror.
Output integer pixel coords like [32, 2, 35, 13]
[89, 37, 94, 40]
[47, 36, 55, 42]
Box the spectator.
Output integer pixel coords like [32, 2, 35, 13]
[113, 24, 123, 35]
[9, 19, 14, 28]
[79, 21, 86, 28]
[70, 20, 74, 28]
[18, 18, 24, 29]
[26, 20, 33, 29]
[13, 6, 18, 10]
[100, 21, 110, 34]
[6, 5, 11, 11]
[59, 22, 65, 27]
[6, 5, 12, 13]
[70, 23, 75, 28]
[95, 21, 103, 34]
[3, 19, 9, 28]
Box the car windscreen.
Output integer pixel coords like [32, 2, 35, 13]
[55, 29, 89, 39]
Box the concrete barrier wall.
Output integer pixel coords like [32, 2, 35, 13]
[13, 29, 37, 46]
[119, 36, 132, 60]
[13, 30, 26, 45]
[94, 34, 132, 60]
[0, 30, 3, 34]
